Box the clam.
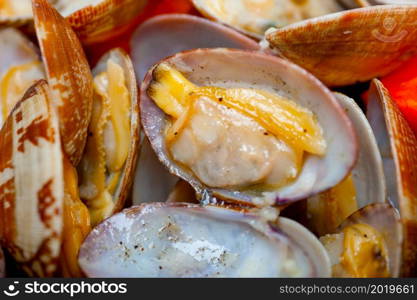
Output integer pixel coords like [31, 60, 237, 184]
[0, 80, 66, 277]
[190, 0, 361, 39]
[266, 5, 417, 86]
[1, 0, 148, 44]
[33, 0, 94, 165]
[306, 93, 386, 236]
[131, 14, 259, 205]
[321, 203, 402, 277]
[78, 203, 331, 277]
[77, 48, 140, 226]
[140, 48, 357, 207]
[0, 27, 44, 128]
[367, 79, 417, 277]
[0, 46, 139, 275]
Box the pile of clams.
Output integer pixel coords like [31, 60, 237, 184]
[0, 0, 417, 278]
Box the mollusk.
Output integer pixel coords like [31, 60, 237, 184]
[78, 203, 331, 277]
[306, 93, 386, 236]
[190, 0, 362, 39]
[33, 0, 93, 166]
[0, 80, 65, 277]
[265, 5, 417, 86]
[78, 48, 140, 226]
[321, 203, 402, 277]
[0, 27, 44, 129]
[367, 79, 417, 277]
[1, 0, 149, 44]
[140, 48, 358, 207]
[131, 14, 259, 205]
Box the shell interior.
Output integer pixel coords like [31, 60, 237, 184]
[78, 203, 330, 277]
[140, 48, 357, 206]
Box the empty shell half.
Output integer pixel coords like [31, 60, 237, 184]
[140, 48, 357, 207]
[78, 203, 331, 277]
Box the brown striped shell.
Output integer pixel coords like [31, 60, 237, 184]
[367, 79, 417, 277]
[0, 0, 148, 44]
[0, 80, 63, 277]
[266, 5, 417, 86]
[0, 27, 43, 128]
[33, 0, 93, 166]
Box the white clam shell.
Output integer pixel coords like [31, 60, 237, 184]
[78, 203, 331, 277]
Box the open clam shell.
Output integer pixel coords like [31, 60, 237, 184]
[321, 203, 402, 277]
[191, 0, 349, 39]
[0, 80, 64, 277]
[0, 27, 43, 128]
[78, 203, 331, 277]
[307, 93, 386, 235]
[367, 79, 417, 277]
[77, 48, 140, 225]
[33, 0, 93, 166]
[266, 5, 417, 87]
[131, 14, 259, 205]
[140, 48, 357, 206]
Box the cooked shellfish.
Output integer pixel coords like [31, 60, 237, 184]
[367, 79, 417, 277]
[321, 203, 402, 277]
[140, 48, 357, 207]
[0, 27, 44, 128]
[191, 0, 352, 38]
[1, 0, 148, 44]
[266, 5, 417, 86]
[78, 48, 140, 226]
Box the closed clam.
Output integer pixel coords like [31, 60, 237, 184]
[78, 203, 331, 277]
[367, 79, 417, 277]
